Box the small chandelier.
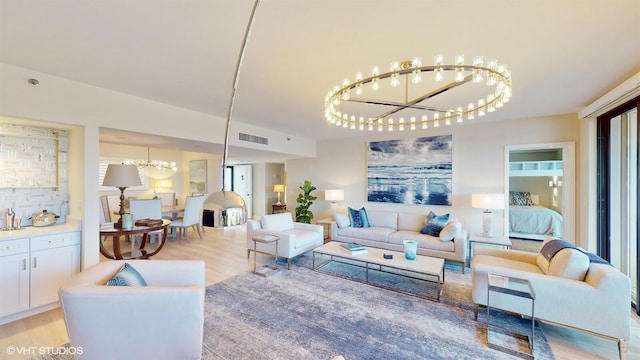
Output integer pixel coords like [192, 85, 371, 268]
[324, 55, 512, 131]
[123, 148, 177, 172]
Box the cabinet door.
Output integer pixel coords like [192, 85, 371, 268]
[30, 244, 80, 308]
[0, 253, 30, 317]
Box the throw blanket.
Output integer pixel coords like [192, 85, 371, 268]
[541, 239, 610, 265]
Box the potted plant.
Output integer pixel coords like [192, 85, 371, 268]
[295, 180, 317, 223]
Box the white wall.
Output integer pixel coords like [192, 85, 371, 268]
[286, 114, 581, 243]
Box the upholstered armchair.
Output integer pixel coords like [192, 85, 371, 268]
[471, 246, 630, 360]
[59, 260, 206, 360]
[246, 212, 324, 269]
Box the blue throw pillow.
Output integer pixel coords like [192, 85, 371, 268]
[106, 263, 147, 286]
[348, 207, 370, 228]
[420, 211, 450, 236]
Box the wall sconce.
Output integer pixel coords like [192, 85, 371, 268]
[471, 193, 505, 237]
[273, 184, 285, 205]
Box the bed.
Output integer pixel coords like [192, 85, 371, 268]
[508, 191, 563, 240]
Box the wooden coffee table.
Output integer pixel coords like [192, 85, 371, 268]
[313, 241, 445, 301]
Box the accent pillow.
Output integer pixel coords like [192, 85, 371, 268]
[420, 211, 450, 236]
[510, 191, 534, 206]
[348, 207, 370, 228]
[334, 213, 350, 228]
[439, 220, 462, 242]
[106, 263, 147, 286]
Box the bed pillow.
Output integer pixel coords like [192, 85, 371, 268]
[439, 220, 462, 242]
[334, 213, 350, 228]
[348, 207, 370, 228]
[510, 191, 535, 206]
[106, 263, 147, 286]
[420, 211, 450, 236]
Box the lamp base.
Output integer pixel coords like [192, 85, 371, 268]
[481, 210, 493, 237]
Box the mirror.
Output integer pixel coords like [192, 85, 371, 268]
[504, 142, 575, 242]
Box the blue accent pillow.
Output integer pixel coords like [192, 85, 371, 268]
[348, 207, 370, 228]
[420, 211, 450, 236]
[106, 263, 147, 286]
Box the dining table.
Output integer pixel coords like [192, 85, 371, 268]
[99, 219, 171, 260]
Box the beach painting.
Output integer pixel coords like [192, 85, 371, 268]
[367, 135, 452, 205]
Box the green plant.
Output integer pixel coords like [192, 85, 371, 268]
[295, 180, 317, 223]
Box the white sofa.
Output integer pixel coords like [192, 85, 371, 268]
[329, 209, 468, 272]
[246, 212, 324, 269]
[472, 246, 630, 360]
[59, 260, 205, 360]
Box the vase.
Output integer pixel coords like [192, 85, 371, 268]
[403, 240, 417, 260]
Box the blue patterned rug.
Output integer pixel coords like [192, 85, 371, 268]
[32, 253, 555, 360]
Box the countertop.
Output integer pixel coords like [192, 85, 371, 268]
[0, 218, 82, 241]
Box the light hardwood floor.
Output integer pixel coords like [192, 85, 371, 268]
[0, 227, 638, 360]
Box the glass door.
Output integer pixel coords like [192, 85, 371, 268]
[598, 98, 639, 314]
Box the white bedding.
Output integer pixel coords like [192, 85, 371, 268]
[509, 205, 563, 238]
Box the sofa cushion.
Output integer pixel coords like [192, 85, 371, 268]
[337, 226, 394, 242]
[397, 212, 425, 232]
[334, 213, 350, 228]
[289, 229, 322, 249]
[260, 213, 294, 232]
[106, 263, 147, 286]
[439, 220, 462, 242]
[367, 210, 398, 229]
[536, 238, 590, 281]
[420, 211, 449, 236]
[348, 207, 370, 228]
[388, 231, 455, 252]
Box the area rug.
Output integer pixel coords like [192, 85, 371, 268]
[32, 254, 555, 360]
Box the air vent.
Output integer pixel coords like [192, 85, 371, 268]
[239, 132, 269, 145]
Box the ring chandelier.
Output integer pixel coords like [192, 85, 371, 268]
[123, 148, 177, 172]
[324, 55, 512, 131]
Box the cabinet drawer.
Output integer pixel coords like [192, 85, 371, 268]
[30, 232, 80, 251]
[0, 238, 29, 257]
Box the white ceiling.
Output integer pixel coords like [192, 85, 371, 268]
[1, 0, 639, 158]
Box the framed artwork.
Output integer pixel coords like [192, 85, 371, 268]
[189, 160, 207, 194]
[367, 135, 452, 205]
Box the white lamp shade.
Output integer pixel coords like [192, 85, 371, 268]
[273, 184, 285, 193]
[154, 179, 173, 188]
[102, 164, 142, 187]
[325, 189, 344, 202]
[471, 193, 504, 210]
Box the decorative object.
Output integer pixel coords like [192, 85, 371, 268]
[123, 147, 177, 172]
[324, 55, 512, 131]
[295, 180, 317, 223]
[472, 193, 505, 237]
[189, 160, 207, 194]
[102, 164, 142, 228]
[203, 0, 261, 225]
[273, 184, 285, 205]
[402, 240, 418, 260]
[367, 135, 452, 205]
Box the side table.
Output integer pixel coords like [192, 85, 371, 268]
[316, 218, 332, 243]
[468, 233, 512, 266]
[485, 273, 536, 360]
[251, 234, 280, 277]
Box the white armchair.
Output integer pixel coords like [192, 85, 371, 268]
[59, 260, 205, 360]
[246, 213, 324, 269]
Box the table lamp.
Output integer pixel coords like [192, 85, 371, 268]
[103, 164, 142, 228]
[273, 184, 285, 205]
[471, 193, 505, 237]
[325, 189, 344, 219]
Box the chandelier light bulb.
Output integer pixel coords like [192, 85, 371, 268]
[455, 54, 464, 82]
[456, 107, 463, 123]
[434, 54, 444, 82]
[410, 117, 416, 130]
[399, 118, 405, 131]
[433, 113, 440, 127]
[421, 115, 428, 129]
[467, 103, 475, 120]
[472, 56, 484, 83]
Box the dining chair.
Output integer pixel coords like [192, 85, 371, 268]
[155, 192, 176, 208]
[169, 195, 206, 241]
[129, 198, 164, 243]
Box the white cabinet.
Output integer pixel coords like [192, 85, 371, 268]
[0, 229, 80, 324]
